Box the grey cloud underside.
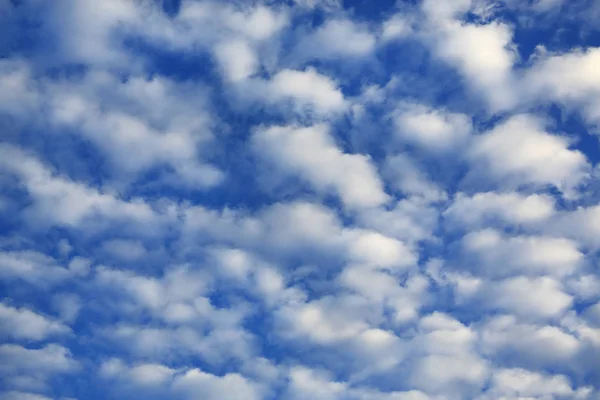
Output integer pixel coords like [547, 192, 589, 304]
[1, 0, 600, 399]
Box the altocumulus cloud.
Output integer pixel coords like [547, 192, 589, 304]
[1, 0, 600, 399]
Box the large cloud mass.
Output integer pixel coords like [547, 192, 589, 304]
[1, 0, 599, 399]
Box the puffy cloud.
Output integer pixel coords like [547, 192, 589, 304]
[214, 39, 259, 82]
[381, 15, 413, 41]
[393, 103, 471, 152]
[94, 265, 211, 321]
[2, 1, 600, 399]
[252, 124, 388, 208]
[293, 19, 376, 61]
[0, 344, 79, 393]
[181, 200, 348, 262]
[479, 315, 581, 369]
[384, 154, 447, 203]
[52, 294, 81, 323]
[0, 392, 53, 400]
[485, 276, 573, 319]
[286, 366, 347, 400]
[527, 48, 600, 100]
[468, 115, 589, 193]
[102, 322, 255, 365]
[422, 0, 518, 111]
[460, 229, 583, 278]
[100, 239, 148, 262]
[45, 0, 140, 67]
[0, 59, 39, 117]
[44, 0, 287, 67]
[356, 198, 440, 244]
[348, 231, 416, 269]
[266, 68, 347, 115]
[0, 303, 70, 341]
[100, 359, 264, 400]
[525, 47, 600, 125]
[276, 294, 373, 344]
[100, 359, 176, 387]
[0, 250, 72, 287]
[550, 204, 600, 249]
[220, 4, 288, 41]
[444, 192, 555, 229]
[0, 144, 167, 230]
[408, 313, 489, 396]
[479, 368, 592, 399]
[48, 73, 224, 188]
[284, 365, 438, 400]
[339, 268, 428, 324]
[172, 368, 263, 400]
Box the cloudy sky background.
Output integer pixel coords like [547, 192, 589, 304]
[1, 0, 600, 399]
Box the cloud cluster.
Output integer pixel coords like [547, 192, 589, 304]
[1, 0, 599, 399]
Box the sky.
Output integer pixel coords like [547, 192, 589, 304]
[1, 0, 600, 399]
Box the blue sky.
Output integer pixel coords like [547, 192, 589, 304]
[1, 0, 600, 399]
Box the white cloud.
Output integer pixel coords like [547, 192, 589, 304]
[214, 39, 259, 82]
[550, 204, 600, 248]
[415, 312, 477, 356]
[293, 19, 376, 61]
[56, 239, 72, 257]
[205, 247, 292, 308]
[172, 368, 263, 400]
[384, 154, 447, 203]
[128, 364, 177, 386]
[52, 294, 81, 323]
[267, 68, 347, 115]
[348, 231, 416, 269]
[525, 47, 600, 125]
[0, 303, 70, 341]
[292, 0, 341, 10]
[479, 315, 581, 369]
[444, 192, 555, 228]
[0, 144, 166, 230]
[0, 250, 71, 287]
[284, 365, 439, 400]
[223, 5, 288, 41]
[182, 200, 349, 263]
[486, 276, 573, 319]
[339, 268, 428, 324]
[0, 344, 78, 392]
[253, 124, 389, 208]
[95, 265, 211, 320]
[410, 354, 488, 395]
[286, 366, 347, 400]
[461, 229, 583, 278]
[48, 74, 224, 188]
[393, 104, 471, 152]
[585, 302, 600, 327]
[422, 0, 517, 111]
[46, 0, 287, 68]
[468, 115, 589, 193]
[527, 47, 600, 98]
[3, 1, 600, 399]
[101, 239, 148, 262]
[276, 295, 373, 344]
[0, 392, 53, 400]
[100, 359, 176, 386]
[356, 198, 440, 244]
[103, 322, 254, 366]
[381, 15, 413, 41]
[479, 368, 592, 399]
[46, 0, 140, 67]
[100, 359, 264, 400]
[0, 59, 39, 117]
[409, 313, 489, 396]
